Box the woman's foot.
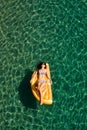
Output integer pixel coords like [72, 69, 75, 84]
[40, 100, 43, 105]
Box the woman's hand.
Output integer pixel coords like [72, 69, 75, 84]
[49, 79, 52, 85]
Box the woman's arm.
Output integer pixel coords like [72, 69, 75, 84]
[46, 70, 52, 84]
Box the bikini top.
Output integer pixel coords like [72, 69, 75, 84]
[38, 71, 47, 75]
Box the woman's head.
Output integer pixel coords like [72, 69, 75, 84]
[37, 62, 46, 69]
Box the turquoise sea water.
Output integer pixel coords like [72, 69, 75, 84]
[0, 0, 87, 130]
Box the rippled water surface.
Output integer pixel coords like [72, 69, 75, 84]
[0, 0, 87, 130]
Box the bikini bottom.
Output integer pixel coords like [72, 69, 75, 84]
[38, 80, 47, 83]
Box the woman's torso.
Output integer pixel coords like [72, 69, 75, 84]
[38, 69, 47, 81]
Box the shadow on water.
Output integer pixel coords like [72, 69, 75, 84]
[18, 69, 37, 109]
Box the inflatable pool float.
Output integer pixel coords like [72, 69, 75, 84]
[30, 63, 52, 105]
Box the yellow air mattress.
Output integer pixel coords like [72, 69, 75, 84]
[30, 63, 52, 105]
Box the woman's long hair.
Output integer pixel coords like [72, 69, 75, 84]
[37, 62, 46, 70]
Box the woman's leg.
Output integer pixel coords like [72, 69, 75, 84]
[38, 83, 44, 105]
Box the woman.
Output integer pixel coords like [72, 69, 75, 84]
[30, 62, 52, 105]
